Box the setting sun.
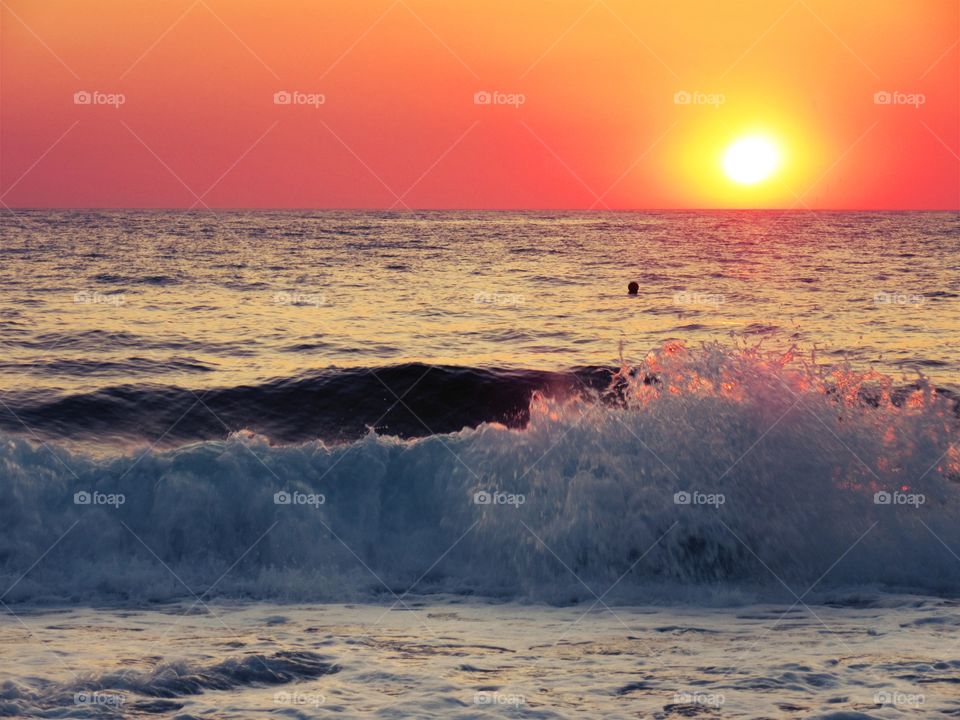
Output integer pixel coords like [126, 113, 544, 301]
[722, 136, 781, 185]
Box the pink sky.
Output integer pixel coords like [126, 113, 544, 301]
[1, 0, 958, 209]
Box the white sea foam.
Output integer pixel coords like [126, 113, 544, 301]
[1, 343, 957, 605]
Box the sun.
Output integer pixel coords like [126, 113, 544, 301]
[722, 136, 780, 185]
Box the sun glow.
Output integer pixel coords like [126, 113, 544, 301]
[722, 136, 781, 185]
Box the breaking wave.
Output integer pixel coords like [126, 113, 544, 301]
[1, 342, 958, 605]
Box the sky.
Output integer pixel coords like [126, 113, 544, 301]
[0, 0, 958, 209]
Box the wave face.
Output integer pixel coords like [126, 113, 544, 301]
[1, 343, 958, 605]
[0, 365, 611, 446]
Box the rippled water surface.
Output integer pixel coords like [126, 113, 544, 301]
[2, 210, 957, 398]
[6, 598, 960, 719]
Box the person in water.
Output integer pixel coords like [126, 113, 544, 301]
[628, 281, 639, 295]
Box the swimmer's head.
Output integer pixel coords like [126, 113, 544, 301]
[627, 281, 639, 295]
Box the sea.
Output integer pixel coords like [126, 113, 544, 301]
[0, 210, 958, 718]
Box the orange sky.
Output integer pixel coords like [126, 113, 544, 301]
[1, 0, 958, 209]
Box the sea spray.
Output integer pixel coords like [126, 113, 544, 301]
[1, 342, 957, 604]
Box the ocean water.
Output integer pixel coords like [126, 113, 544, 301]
[1, 210, 959, 718]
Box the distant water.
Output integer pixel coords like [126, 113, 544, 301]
[0, 210, 957, 446]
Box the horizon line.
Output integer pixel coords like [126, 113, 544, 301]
[4, 206, 958, 213]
